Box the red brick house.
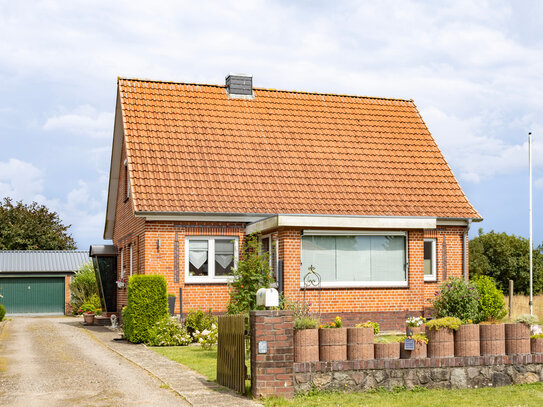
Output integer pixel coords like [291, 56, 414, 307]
[103, 74, 481, 328]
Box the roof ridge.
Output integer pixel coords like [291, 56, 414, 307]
[117, 76, 414, 103]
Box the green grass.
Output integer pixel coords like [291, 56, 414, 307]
[152, 345, 218, 381]
[264, 383, 543, 407]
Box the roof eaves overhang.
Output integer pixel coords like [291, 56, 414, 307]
[245, 215, 438, 235]
[135, 211, 273, 223]
[103, 88, 124, 240]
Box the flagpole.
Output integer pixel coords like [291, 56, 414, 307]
[529, 132, 533, 316]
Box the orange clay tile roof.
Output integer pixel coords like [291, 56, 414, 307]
[118, 78, 480, 219]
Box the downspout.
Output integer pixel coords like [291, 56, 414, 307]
[463, 219, 472, 281]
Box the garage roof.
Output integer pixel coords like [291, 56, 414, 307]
[0, 251, 89, 273]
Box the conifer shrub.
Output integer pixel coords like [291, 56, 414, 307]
[0, 303, 5, 321]
[122, 275, 168, 343]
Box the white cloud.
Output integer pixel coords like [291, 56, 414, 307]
[0, 159, 45, 202]
[42, 105, 114, 139]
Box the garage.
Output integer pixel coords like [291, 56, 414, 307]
[0, 251, 89, 315]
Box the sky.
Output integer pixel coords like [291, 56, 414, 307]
[0, 0, 542, 249]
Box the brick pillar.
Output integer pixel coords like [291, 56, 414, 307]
[250, 310, 294, 399]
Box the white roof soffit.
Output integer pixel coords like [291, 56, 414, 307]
[103, 90, 123, 240]
[245, 215, 438, 235]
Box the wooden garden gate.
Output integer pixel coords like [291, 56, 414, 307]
[216, 314, 246, 393]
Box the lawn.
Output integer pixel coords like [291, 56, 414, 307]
[264, 383, 543, 407]
[152, 345, 218, 381]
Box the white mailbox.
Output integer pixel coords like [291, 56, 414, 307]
[256, 287, 279, 308]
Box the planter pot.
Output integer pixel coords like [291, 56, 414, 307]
[168, 296, 176, 316]
[319, 328, 347, 361]
[294, 329, 319, 362]
[374, 342, 400, 359]
[454, 324, 480, 357]
[480, 323, 505, 356]
[427, 328, 454, 358]
[505, 323, 530, 355]
[83, 313, 95, 325]
[406, 325, 425, 337]
[347, 327, 374, 360]
[531, 338, 543, 354]
[400, 341, 427, 359]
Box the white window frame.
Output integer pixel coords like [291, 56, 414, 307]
[300, 230, 409, 288]
[185, 236, 239, 284]
[260, 234, 279, 288]
[129, 243, 133, 277]
[424, 238, 437, 282]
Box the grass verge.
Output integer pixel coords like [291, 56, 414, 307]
[152, 345, 218, 381]
[264, 383, 543, 407]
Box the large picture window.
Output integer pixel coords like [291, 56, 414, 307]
[185, 237, 238, 283]
[301, 232, 407, 287]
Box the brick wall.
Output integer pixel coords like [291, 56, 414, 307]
[250, 310, 295, 399]
[64, 275, 71, 315]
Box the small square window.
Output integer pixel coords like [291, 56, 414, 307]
[424, 239, 436, 281]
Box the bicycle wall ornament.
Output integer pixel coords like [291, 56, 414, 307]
[302, 264, 322, 318]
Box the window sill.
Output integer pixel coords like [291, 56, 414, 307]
[185, 278, 233, 285]
[424, 278, 437, 283]
[300, 281, 408, 289]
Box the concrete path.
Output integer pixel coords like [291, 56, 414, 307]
[0, 316, 260, 407]
[84, 323, 260, 407]
[0, 317, 189, 406]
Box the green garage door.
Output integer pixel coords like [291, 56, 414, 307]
[0, 277, 65, 314]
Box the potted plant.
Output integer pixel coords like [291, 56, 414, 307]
[294, 315, 319, 362]
[374, 336, 401, 359]
[168, 293, 176, 316]
[505, 314, 537, 355]
[531, 333, 543, 354]
[348, 321, 379, 360]
[406, 316, 426, 337]
[454, 319, 480, 357]
[80, 302, 96, 325]
[426, 317, 461, 358]
[479, 320, 506, 356]
[319, 316, 347, 361]
[400, 334, 428, 359]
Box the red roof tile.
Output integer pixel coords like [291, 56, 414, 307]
[117, 78, 480, 219]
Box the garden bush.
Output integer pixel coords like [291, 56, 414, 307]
[184, 308, 216, 338]
[355, 320, 380, 335]
[70, 261, 98, 314]
[122, 275, 168, 344]
[425, 317, 462, 331]
[146, 317, 192, 346]
[471, 275, 507, 322]
[227, 234, 274, 315]
[430, 277, 481, 323]
[80, 294, 102, 315]
[0, 303, 5, 321]
[192, 322, 218, 349]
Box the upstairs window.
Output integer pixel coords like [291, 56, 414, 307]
[185, 237, 238, 283]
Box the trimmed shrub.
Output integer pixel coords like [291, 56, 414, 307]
[70, 261, 98, 314]
[0, 303, 5, 321]
[122, 275, 168, 344]
[471, 275, 507, 322]
[430, 277, 481, 323]
[184, 308, 216, 338]
[425, 317, 462, 331]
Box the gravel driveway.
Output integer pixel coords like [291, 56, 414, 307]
[0, 317, 189, 406]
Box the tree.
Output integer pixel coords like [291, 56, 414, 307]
[227, 234, 274, 315]
[0, 197, 76, 250]
[469, 229, 543, 295]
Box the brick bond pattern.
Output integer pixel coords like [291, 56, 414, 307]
[250, 310, 543, 399]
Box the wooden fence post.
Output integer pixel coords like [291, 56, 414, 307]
[509, 280, 514, 320]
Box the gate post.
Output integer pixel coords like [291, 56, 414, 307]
[250, 310, 294, 399]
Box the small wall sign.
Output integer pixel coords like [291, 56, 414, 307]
[258, 341, 267, 354]
[404, 338, 415, 351]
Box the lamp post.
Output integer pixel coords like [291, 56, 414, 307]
[529, 132, 533, 316]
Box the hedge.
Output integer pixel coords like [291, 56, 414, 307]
[122, 275, 168, 343]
